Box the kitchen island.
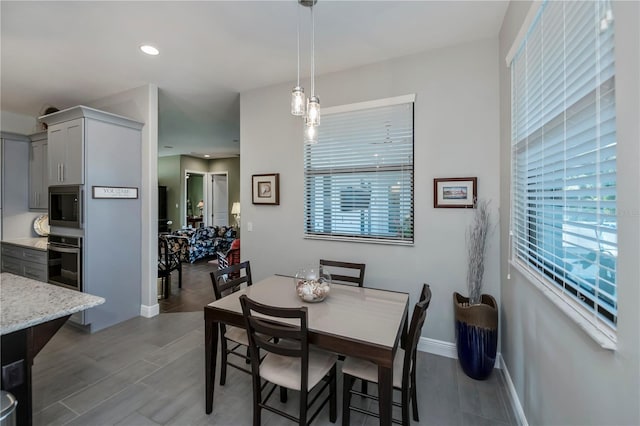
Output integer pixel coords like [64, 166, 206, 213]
[0, 273, 104, 425]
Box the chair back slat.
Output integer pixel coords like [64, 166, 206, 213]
[319, 259, 366, 287]
[402, 284, 432, 386]
[210, 261, 252, 300]
[240, 295, 310, 392]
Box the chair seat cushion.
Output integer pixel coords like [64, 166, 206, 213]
[224, 326, 270, 347]
[260, 348, 337, 391]
[342, 349, 405, 389]
[224, 325, 250, 345]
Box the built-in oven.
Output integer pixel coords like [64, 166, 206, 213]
[48, 235, 82, 292]
[49, 185, 83, 228]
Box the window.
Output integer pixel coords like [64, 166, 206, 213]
[304, 96, 414, 244]
[510, 0, 617, 333]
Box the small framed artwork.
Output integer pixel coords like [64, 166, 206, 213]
[252, 173, 280, 205]
[433, 177, 477, 208]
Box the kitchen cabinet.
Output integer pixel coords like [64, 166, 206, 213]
[1, 132, 40, 240]
[29, 131, 48, 209]
[1, 242, 47, 282]
[40, 106, 144, 333]
[47, 117, 84, 185]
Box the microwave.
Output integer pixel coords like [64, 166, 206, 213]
[49, 185, 83, 228]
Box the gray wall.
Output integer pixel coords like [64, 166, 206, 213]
[87, 84, 159, 313]
[240, 38, 500, 344]
[498, 1, 640, 424]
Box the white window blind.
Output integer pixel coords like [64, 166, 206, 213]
[304, 99, 414, 244]
[511, 0, 617, 330]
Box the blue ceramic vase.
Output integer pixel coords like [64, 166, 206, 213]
[453, 292, 498, 380]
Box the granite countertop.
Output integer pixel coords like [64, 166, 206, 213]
[2, 237, 48, 251]
[0, 273, 105, 335]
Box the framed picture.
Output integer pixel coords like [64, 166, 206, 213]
[92, 186, 138, 199]
[433, 177, 477, 208]
[252, 173, 280, 205]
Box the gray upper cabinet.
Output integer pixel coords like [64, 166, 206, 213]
[47, 117, 84, 186]
[29, 131, 48, 209]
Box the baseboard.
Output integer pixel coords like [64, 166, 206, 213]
[417, 337, 458, 359]
[140, 303, 159, 318]
[498, 354, 529, 426]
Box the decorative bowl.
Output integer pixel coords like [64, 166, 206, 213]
[294, 267, 331, 303]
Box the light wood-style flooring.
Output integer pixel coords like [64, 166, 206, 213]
[32, 262, 518, 425]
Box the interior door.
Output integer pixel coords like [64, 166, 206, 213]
[211, 174, 228, 227]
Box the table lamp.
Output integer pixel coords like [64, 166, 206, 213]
[231, 202, 241, 227]
[197, 200, 204, 216]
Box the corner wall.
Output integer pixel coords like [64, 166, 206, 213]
[240, 38, 501, 345]
[87, 84, 159, 315]
[498, 2, 640, 424]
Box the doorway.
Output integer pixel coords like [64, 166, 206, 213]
[185, 171, 205, 228]
[210, 173, 228, 227]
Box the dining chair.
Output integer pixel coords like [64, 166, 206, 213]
[319, 260, 366, 287]
[240, 294, 338, 426]
[157, 234, 182, 298]
[341, 283, 432, 426]
[210, 261, 253, 385]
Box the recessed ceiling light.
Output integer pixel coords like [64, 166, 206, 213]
[140, 45, 159, 56]
[204, 154, 210, 158]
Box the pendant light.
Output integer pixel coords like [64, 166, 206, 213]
[291, 0, 320, 144]
[305, 1, 320, 127]
[304, 120, 318, 144]
[290, 3, 306, 116]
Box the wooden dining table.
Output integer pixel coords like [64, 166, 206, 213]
[204, 274, 409, 426]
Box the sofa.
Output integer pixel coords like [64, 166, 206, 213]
[170, 226, 237, 263]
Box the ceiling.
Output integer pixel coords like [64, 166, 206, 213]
[0, 1, 508, 158]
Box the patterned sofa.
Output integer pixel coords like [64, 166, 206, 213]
[170, 226, 237, 263]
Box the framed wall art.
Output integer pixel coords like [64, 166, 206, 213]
[252, 173, 280, 205]
[433, 177, 477, 208]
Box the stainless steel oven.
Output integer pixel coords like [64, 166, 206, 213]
[49, 185, 83, 228]
[48, 235, 82, 291]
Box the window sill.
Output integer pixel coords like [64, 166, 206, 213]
[509, 259, 617, 351]
[304, 234, 414, 246]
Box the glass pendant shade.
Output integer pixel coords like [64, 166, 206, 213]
[304, 122, 318, 144]
[291, 86, 306, 116]
[306, 96, 320, 126]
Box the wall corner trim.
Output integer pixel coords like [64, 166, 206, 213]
[140, 303, 160, 318]
[419, 338, 526, 425]
[499, 354, 529, 426]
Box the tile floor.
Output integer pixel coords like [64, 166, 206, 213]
[32, 310, 518, 425]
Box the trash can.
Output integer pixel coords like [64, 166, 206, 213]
[0, 391, 17, 426]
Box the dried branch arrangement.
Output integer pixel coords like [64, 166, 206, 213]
[467, 199, 491, 305]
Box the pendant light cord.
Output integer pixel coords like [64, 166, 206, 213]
[296, 3, 300, 86]
[311, 4, 315, 96]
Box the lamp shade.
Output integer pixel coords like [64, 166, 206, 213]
[231, 202, 241, 215]
[196, 200, 204, 209]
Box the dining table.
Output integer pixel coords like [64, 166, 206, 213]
[204, 274, 409, 426]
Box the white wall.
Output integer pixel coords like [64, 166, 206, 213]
[240, 38, 500, 344]
[87, 84, 159, 316]
[0, 110, 38, 135]
[498, 1, 640, 425]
